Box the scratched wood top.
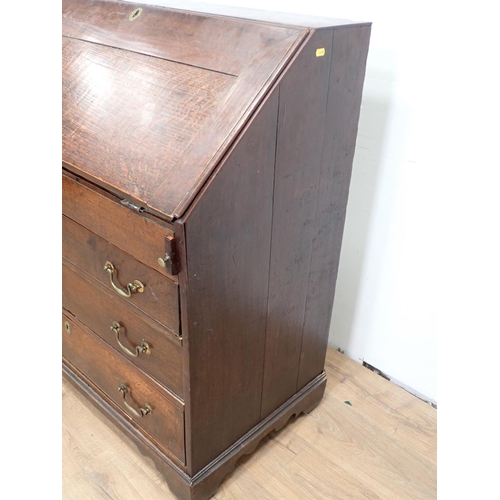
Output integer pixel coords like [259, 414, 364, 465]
[62, 0, 309, 220]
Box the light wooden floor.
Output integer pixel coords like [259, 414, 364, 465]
[62, 348, 437, 499]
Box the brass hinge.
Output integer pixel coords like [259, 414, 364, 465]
[120, 198, 145, 213]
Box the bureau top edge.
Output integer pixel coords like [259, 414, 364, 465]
[64, 0, 371, 33]
[119, 0, 372, 30]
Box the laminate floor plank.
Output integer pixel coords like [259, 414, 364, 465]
[294, 400, 435, 500]
[324, 351, 436, 463]
[63, 347, 437, 499]
[63, 379, 176, 500]
[215, 435, 300, 500]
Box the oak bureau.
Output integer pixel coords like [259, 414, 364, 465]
[62, 1, 371, 498]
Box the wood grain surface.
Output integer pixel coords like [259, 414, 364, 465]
[61, 4, 376, 497]
[62, 35, 235, 205]
[297, 25, 371, 390]
[62, 0, 303, 75]
[63, 216, 180, 333]
[182, 87, 279, 475]
[62, 0, 308, 221]
[62, 314, 186, 465]
[260, 29, 334, 418]
[62, 174, 177, 278]
[62, 347, 437, 499]
[63, 262, 184, 398]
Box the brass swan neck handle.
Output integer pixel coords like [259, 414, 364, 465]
[110, 321, 151, 358]
[104, 261, 144, 298]
[118, 384, 152, 418]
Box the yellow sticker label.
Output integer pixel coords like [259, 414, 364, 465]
[316, 48, 326, 57]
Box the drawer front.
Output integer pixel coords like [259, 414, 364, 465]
[63, 215, 180, 334]
[62, 313, 185, 465]
[63, 263, 183, 398]
[62, 174, 178, 276]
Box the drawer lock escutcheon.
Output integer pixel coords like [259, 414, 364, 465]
[118, 384, 152, 418]
[110, 321, 151, 358]
[128, 7, 142, 21]
[104, 261, 144, 298]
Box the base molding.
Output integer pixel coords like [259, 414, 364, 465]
[63, 362, 327, 500]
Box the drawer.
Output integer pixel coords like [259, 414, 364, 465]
[63, 174, 178, 276]
[63, 263, 183, 398]
[63, 215, 180, 334]
[62, 313, 185, 465]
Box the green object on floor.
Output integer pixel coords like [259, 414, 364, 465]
[344, 401, 352, 406]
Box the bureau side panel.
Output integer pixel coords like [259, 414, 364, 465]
[298, 25, 371, 389]
[182, 90, 278, 474]
[260, 29, 334, 418]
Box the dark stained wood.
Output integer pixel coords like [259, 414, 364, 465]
[63, 361, 193, 499]
[189, 372, 326, 500]
[298, 26, 372, 390]
[148, 29, 308, 220]
[62, 0, 308, 221]
[62, 35, 235, 208]
[63, 262, 184, 397]
[181, 88, 279, 475]
[62, 0, 304, 76]
[260, 29, 335, 418]
[61, 3, 371, 497]
[164, 233, 179, 276]
[62, 174, 177, 278]
[173, 220, 194, 477]
[63, 215, 180, 333]
[62, 313, 186, 465]
[133, 0, 369, 30]
[63, 360, 326, 500]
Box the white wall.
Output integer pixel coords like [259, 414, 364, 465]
[132, 0, 439, 401]
[320, 5, 440, 402]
